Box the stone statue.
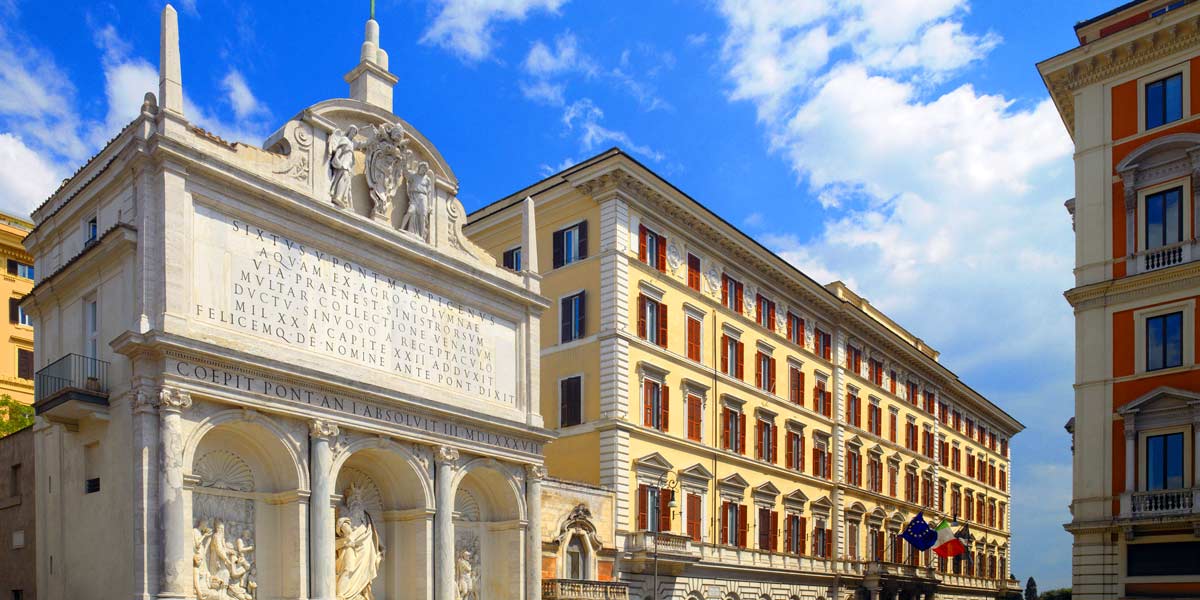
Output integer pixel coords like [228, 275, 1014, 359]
[193, 519, 257, 600]
[399, 160, 433, 241]
[364, 123, 408, 222]
[327, 125, 360, 209]
[455, 549, 478, 600]
[335, 484, 384, 600]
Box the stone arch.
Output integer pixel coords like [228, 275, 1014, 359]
[331, 437, 435, 600]
[1114, 132, 1200, 173]
[451, 458, 526, 600]
[685, 591, 706, 600]
[187, 410, 306, 600]
[184, 408, 306, 491]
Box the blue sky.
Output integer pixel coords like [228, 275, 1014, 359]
[0, 0, 1114, 589]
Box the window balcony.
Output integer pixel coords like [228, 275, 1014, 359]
[623, 531, 701, 576]
[542, 579, 629, 600]
[34, 353, 111, 418]
[1132, 240, 1194, 274]
[1131, 488, 1196, 517]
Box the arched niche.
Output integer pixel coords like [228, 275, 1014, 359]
[452, 459, 526, 600]
[187, 413, 305, 600]
[554, 504, 603, 580]
[332, 440, 435, 600]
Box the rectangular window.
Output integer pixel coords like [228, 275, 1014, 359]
[1145, 73, 1184, 129]
[16, 348, 33, 381]
[720, 501, 747, 547]
[754, 351, 775, 393]
[846, 521, 859, 559]
[888, 412, 897, 443]
[85, 216, 98, 245]
[846, 393, 861, 428]
[786, 431, 804, 471]
[687, 253, 701, 290]
[756, 294, 776, 330]
[889, 465, 898, 497]
[888, 370, 897, 394]
[1146, 432, 1185, 490]
[721, 275, 744, 313]
[813, 380, 831, 417]
[1146, 311, 1184, 371]
[686, 394, 702, 442]
[758, 507, 778, 551]
[560, 376, 582, 427]
[552, 222, 588, 268]
[642, 379, 669, 432]
[686, 315, 701, 362]
[755, 418, 777, 463]
[686, 493, 702, 541]
[637, 295, 667, 347]
[721, 407, 746, 453]
[560, 292, 586, 343]
[1146, 187, 1185, 250]
[637, 485, 673, 532]
[502, 247, 522, 271]
[721, 335, 744, 379]
[6, 260, 33, 280]
[868, 404, 881, 436]
[869, 455, 883, 493]
[813, 441, 830, 479]
[815, 330, 831, 360]
[846, 344, 861, 373]
[785, 514, 806, 554]
[868, 359, 883, 386]
[639, 225, 666, 272]
[789, 366, 805, 405]
[786, 312, 804, 346]
[846, 447, 861, 486]
[84, 298, 98, 360]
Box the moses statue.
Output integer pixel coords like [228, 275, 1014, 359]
[335, 484, 384, 600]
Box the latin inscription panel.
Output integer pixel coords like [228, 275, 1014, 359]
[191, 204, 518, 406]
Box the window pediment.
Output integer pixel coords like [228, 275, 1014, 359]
[633, 452, 673, 476]
[718, 473, 749, 493]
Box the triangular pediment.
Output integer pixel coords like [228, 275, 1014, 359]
[678, 463, 714, 481]
[753, 481, 781, 498]
[810, 496, 833, 510]
[784, 488, 808, 504]
[633, 452, 674, 472]
[1118, 386, 1200, 416]
[718, 473, 750, 490]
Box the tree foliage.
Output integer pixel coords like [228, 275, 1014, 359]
[0, 395, 34, 437]
[1040, 589, 1071, 600]
[1025, 577, 1039, 600]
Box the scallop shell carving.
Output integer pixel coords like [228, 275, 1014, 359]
[194, 450, 255, 492]
[336, 467, 383, 518]
[455, 489, 481, 522]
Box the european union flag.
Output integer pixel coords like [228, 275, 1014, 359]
[900, 511, 938, 551]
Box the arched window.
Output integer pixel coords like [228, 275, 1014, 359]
[565, 534, 587, 580]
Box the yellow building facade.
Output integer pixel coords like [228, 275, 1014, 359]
[0, 211, 34, 407]
[467, 150, 1022, 600]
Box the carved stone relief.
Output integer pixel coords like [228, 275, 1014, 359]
[454, 536, 480, 600]
[193, 450, 257, 600]
[666, 242, 682, 275]
[364, 122, 408, 223]
[704, 266, 721, 297]
[334, 482, 385, 600]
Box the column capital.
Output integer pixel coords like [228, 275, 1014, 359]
[526, 464, 548, 481]
[436, 445, 460, 465]
[1123, 415, 1137, 439]
[157, 387, 192, 413]
[309, 419, 340, 440]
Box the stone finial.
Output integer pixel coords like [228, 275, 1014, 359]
[159, 4, 184, 115]
[345, 17, 398, 112]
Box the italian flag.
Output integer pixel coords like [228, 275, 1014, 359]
[932, 520, 966, 558]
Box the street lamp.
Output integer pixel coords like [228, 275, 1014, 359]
[652, 470, 678, 600]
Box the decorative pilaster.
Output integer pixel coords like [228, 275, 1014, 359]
[309, 419, 340, 600]
[435, 446, 460, 600]
[157, 388, 192, 598]
[1121, 416, 1136, 517]
[832, 326, 847, 562]
[525, 464, 546, 600]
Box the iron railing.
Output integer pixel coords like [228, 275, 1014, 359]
[35, 353, 110, 403]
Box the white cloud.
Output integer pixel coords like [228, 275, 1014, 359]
[421, 0, 567, 61]
[221, 69, 268, 121]
[0, 133, 63, 216]
[523, 32, 592, 77]
[520, 80, 565, 106]
[562, 98, 663, 162]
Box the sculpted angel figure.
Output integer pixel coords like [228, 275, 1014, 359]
[328, 125, 360, 209]
[335, 484, 384, 600]
[399, 160, 433, 241]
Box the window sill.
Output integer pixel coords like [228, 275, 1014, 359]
[0, 495, 20, 510]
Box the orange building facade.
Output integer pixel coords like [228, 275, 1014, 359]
[1040, 1, 1200, 596]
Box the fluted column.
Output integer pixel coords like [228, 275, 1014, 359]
[158, 388, 192, 598]
[309, 420, 340, 600]
[435, 447, 460, 600]
[525, 465, 546, 600]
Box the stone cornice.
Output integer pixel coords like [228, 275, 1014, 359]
[1065, 259, 1200, 310]
[1040, 8, 1200, 138]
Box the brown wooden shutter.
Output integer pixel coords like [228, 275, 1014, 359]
[637, 485, 649, 530]
[659, 488, 673, 532]
[637, 295, 647, 338]
[552, 229, 565, 268]
[735, 342, 745, 379]
[687, 494, 701, 541]
[786, 315, 793, 340]
[767, 303, 776, 329]
[638, 225, 648, 263]
[687, 318, 700, 360]
[577, 221, 588, 259]
[736, 282, 744, 312]
[738, 412, 746, 454]
[798, 371, 805, 405]
[643, 382, 654, 427]
[656, 234, 667, 273]
[769, 511, 778, 551]
[17, 349, 32, 380]
[719, 501, 729, 544]
[687, 395, 700, 441]
[755, 353, 763, 388]
[737, 505, 748, 547]
[8, 298, 16, 323]
[721, 408, 730, 449]
[812, 446, 819, 477]
[754, 420, 763, 459]
[784, 516, 792, 553]
[659, 385, 669, 432]
[720, 336, 729, 373]
[826, 451, 832, 479]
[769, 358, 777, 393]
[825, 529, 833, 558]
[799, 435, 805, 470]
[770, 424, 778, 463]
[721, 275, 728, 305]
[657, 302, 668, 348]
[785, 431, 794, 468]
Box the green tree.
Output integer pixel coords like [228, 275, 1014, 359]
[1025, 578, 1038, 600]
[0, 395, 34, 437]
[1041, 589, 1071, 600]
